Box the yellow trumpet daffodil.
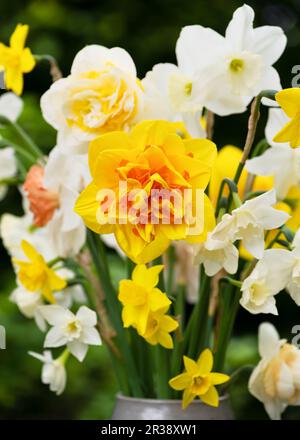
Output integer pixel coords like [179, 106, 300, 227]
[13, 240, 67, 303]
[273, 88, 300, 148]
[169, 349, 230, 409]
[0, 24, 36, 95]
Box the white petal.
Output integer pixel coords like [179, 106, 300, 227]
[81, 327, 101, 345]
[76, 306, 97, 327]
[242, 227, 264, 259]
[258, 322, 280, 359]
[250, 25, 287, 65]
[0, 92, 23, 122]
[71, 45, 136, 76]
[277, 362, 295, 400]
[44, 327, 68, 348]
[39, 305, 74, 326]
[176, 25, 225, 76]
[225, 4, 255, 51]
[264, 399, 286, 420]
[68, 340, 88, 362]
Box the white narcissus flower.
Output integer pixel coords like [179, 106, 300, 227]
[176, 4, 286, 116]
[249, 322, 300, 419]
[195, 239, 239, 277]
[195, 190, 289, 276]
[230, 190, 289, 259]
[246, 109, 300, 199]
[0, 92, 23, 123]
[40, 305, 101, 361]
[240, 249, 293, 314]
[141, 63, 206, 137]
[0, 147, 17, 200]
[41, 45, 144, 153]
[29, 350, 67, 396]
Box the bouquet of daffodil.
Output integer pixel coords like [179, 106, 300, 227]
[2, 4, 300, 420]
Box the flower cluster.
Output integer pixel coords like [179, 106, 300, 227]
[1, 4, 300, 419]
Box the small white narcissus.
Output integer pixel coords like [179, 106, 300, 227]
[240, 249, 293, 314]
[0, 147, 17, 200]
[29, 350, 67, 395]
[40, 305, 101, 361]
[249, 322, 300, 420]
[230, 189, 289, 259]
[176, 4, 286, 116]
[41, 45, 144, 153]
[245, 108, 300, 200]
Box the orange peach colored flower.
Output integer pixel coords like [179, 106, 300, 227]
[23, 165, 59, 227]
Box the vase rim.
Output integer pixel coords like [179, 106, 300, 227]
[116, 393, 229, 404]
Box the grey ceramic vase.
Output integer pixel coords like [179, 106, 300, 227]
[111, 394, 234, 420]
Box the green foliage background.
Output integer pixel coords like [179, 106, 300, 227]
[0, 0, 300, 419]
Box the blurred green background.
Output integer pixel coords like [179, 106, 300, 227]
[1, 0, 300, 420]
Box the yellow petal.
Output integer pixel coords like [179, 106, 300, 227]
[130, 120, 176, 149]
[10, 24, 29, 51]
[47, 269, 67, 292]
[20, 47, 35, 73]
[209, 145, 246, 206]
[210, 372, 230, 385]
[5, 66, 23, 95]
[74, 183, 114, 234]
[275, 88, 300, 118]
[132, 264, 163, 290]
[182, 388, 196, 409]
[184, 138, 217, 168]
[21, 240, 42, 262]
[169, 373, 192, 390]
[118, 279, 147, 306]
[200, 385, 219, 407]
[273, 116, 300, 148]
[183, 355, 199, 374]
[41, 285, 56, 304]
[157, 331, 174, 349]
[160, 315, 179, 332]
[149, 288, 171, 312]
[197, 348, 213, 375]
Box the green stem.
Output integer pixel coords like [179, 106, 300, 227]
[154, 345, 170, 398]
[167, 245, 176, 295]
[214, 282, 241, 371]
[187, 269, 211, 359]
[87, 231, 143, 397]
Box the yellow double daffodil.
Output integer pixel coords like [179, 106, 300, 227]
[75, 120, 217, 263]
